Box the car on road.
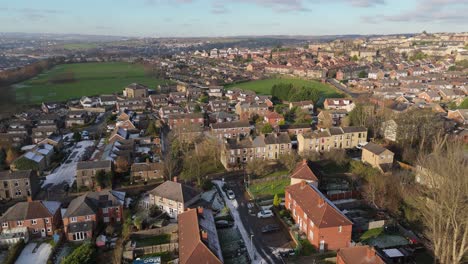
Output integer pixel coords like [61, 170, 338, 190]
[261, 224, 280, 233]
[227, 190, 235, 200]
[215, 220, 234, 229]
[279, 249, 296, 258]
[257, 210, 273, 219]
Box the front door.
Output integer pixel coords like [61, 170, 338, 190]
[319, 240, 325, 252]
[41, 228, 46, 237]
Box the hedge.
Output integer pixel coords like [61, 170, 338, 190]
[4, 239, 26, 264]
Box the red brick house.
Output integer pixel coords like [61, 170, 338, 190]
[290, 159, 319, 186]
[337, 246, 385, 264]
[166, 113, 204, 130]
[62, 190, 124, 241]
[264, 111, 285, 126]
[0, 198, 62, 238]
[285, 181, 352, 251]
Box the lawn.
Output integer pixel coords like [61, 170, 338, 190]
[249, 177, 290, 198]
[226, 78, 342, 98]
[14, 62, 171, 104]
[133, 234, 171, 247]
[360, 227, 384, 241]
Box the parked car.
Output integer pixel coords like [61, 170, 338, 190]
[279, 249, 296, 258]
[227, 190, 235, 200]
[257, 210, 273, 219]
[261, 224, 280, 233]
[356, 142, 368, 149]
[215, 220, 234, 229]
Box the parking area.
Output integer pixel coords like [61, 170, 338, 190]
[219, 179, 294, 264]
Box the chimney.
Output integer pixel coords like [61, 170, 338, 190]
[300, 180, 307, 189]
[318, 197, 325, 208]
[302, 159, 307, 166]
[26, 196, 33, 202]
[197, 207, 204, 215]
[201, 230, 208, 241]
[366, 246, 376, 259]
[96, 186, 102, 192]
[146, 158, 150, 164]
[173, 176, 178, 183]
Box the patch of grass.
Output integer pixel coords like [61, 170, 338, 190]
[226, 78, 341, 97]
[14, 62, 172, 104]
[360, 227, 384, 241]
[133, 234, 171, 247]
[249, 177, 290, 198]
[321, 161, 350, 174]
[259, 169, 289, 179]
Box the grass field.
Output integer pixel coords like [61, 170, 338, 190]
[249, 177, 290, 198]
[226, 78, 342, 97]
[61, 43, 99, 50]
[14, 62, 170, 103]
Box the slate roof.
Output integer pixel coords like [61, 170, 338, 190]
[76, 160, 112, 170]
[149, 181, 200, 204]
[211, 121, 250, 129]
[362, 142, 388, 155]
[0, 170, 34, 180]
[63, 190, 123, 218]
[0, 200, 61, 222]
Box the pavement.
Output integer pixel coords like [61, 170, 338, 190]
[42, 140, 95, 188]
[214, 180, 294, 264]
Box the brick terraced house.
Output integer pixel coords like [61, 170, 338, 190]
[285, 181, 352, 251]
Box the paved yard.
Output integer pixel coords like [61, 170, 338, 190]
[42, 140, 95, 188]
[16, 242, 52, 264]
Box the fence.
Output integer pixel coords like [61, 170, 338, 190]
[326, 190, 360, 201]
[132, 224, 178, 236]
[134, 243, 179, 256]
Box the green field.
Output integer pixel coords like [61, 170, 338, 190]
[226, 78, 342, 97]
[61, 43, 99, 50]
[249, 177, 290, 199]
[14, 62, 170, 103]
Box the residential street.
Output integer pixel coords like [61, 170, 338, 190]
[214, 180, 294, 264]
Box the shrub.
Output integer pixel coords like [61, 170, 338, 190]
[61, 242, 97, 264]
[4, 239, 25, 264]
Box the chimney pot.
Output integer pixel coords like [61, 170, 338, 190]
[201, 230, 208, 241]
[26, 196, 33, 202]
[366, 246, 376, 259]
[197, 207, 204, 215]
[173, 176, 178, 182]
[300, 180, 307, 188]
[302, 159, 307, 165]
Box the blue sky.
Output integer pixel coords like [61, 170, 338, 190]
[0, 0, 466, 37]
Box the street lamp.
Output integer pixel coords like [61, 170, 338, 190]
[250, 233, 255, 260]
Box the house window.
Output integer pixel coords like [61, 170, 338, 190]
[115, 207, 119, 212]
[338, 225, 342, 233]
[17, 221, 23, 226]
[45, 218, 49, 224]
[71, 217, 77, 223]
[2, 222, 8, 228]
[102, 208, 109, 214]
[309, 230, 314, 240]
[47, 228, 51, 232]
[33, 229, 38, 234]
[104, 217, 110, 223]
[25, 181, 29, 186]
[14, 181, 19, 187]
[32, 219, 37, 225]
[85, 215, 91, 221]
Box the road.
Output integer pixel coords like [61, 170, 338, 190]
[221, 179, 294, 264]
[327, 78, 371, 98]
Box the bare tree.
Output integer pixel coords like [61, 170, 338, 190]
[411, 136, 468, 264]
[278, 152, 299, 172]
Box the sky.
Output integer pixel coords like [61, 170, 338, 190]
[0, 0, 467, 37]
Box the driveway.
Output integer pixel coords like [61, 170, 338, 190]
[16, 242, 52, 264]
[214, 180, 293, 264]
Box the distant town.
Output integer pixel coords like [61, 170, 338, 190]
[0, 31, 466, 264]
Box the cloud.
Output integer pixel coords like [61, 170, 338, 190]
[362, 0, 468, 23]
